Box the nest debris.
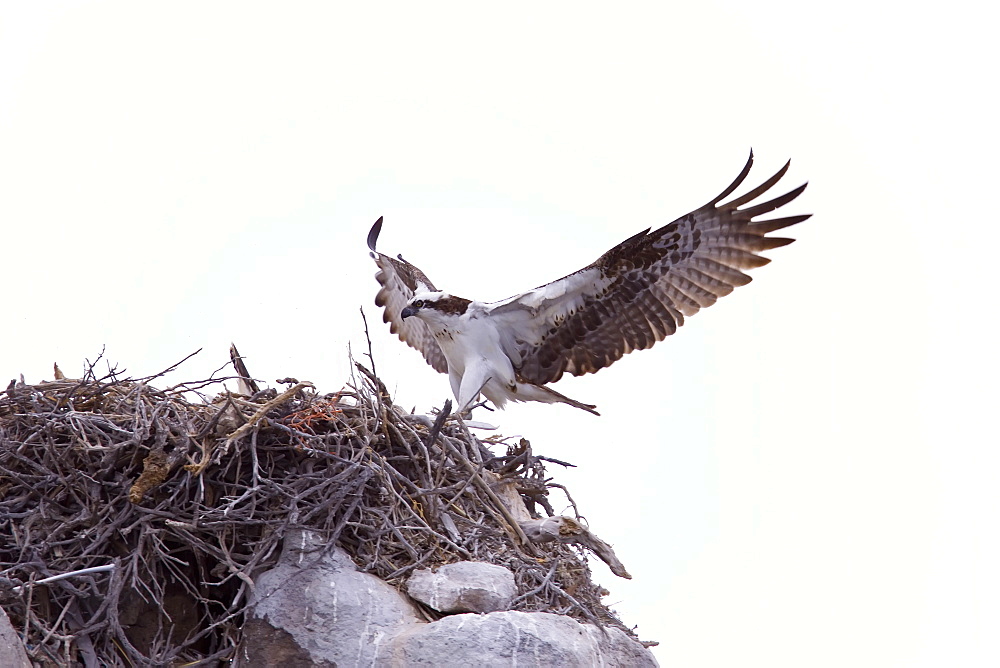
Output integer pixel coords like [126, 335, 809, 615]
[0, 353, 641, 666]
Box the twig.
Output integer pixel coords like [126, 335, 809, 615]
[13, 564, 115, 593]
[223, 381, 315, 444]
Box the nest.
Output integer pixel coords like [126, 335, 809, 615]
[0, 353, 634, 666]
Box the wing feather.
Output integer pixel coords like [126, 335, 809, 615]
[491, 152, 810, 384]
[739, 182, 808, 217]
[668, 274, 719, 310]
[749, 214, 811, 234]
[689, 257, 752, 287]
[367, 217, 449, 374]
[724, 158, 790, 207]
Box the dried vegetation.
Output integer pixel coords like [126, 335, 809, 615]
[0, 351, 633, 666]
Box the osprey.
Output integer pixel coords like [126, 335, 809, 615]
[368, 152, 809, 416]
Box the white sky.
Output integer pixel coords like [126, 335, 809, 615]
[2, 2, 997, 666]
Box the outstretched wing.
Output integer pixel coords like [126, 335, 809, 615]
[490, 152, 810, 385]
[367, 217, 449, 374]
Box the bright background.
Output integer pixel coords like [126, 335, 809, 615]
[2, 2, 997, 666]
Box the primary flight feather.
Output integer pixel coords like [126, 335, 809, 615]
[368, 151, 809, 415]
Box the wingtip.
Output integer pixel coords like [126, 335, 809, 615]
[367, 216, 384, 253]
[708, 151, 756, 206]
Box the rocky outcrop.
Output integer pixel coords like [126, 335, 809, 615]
[236, 531, 657, 667]
[234, 531, 422, 667]
[0, 607, 31, 668]
[406, 561, 516, 614]
[388, 611, 658, 667]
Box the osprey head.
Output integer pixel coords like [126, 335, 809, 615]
[401, 292, 471, 320]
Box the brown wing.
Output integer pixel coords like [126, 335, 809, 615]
[367, 217, 449, 374]
[499, 152, 810, 385]
[229, 343, 260, 395]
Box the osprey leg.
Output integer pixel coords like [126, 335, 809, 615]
[457, 360, 494, 413]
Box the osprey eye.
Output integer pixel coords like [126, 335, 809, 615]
[412, 300, 424, 308]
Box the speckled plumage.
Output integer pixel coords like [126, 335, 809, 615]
[368, 152, 810, 414]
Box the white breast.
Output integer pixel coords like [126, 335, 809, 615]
[425, 304, 517, 409]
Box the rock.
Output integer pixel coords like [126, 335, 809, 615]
[236, 532, 658, 667]
[235, 530, 422, 667]
[387, 610, 658, 667]
[406, 561, 516, 613]
[584, 623, 661, 667]
[0, 606, 31, 668]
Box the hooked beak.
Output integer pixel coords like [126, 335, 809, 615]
[400, 305, 418, 319]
